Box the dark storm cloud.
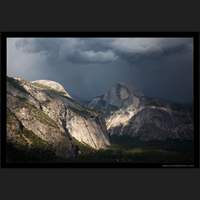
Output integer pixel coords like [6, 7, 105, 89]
[15, 38, 192, 64]
[15, 38, 118, 64]
[8, 37, 193, 103]
[110, 38, 193, 64]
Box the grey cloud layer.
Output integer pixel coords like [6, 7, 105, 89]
[15, 38, 192, 64]
[15, 38, 118, 63]
[8, 37, 193, 103]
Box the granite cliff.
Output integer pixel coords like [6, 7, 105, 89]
[7, 77, 110, 159]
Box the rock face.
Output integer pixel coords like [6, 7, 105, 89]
[89, 82, 140, 112]
[88, 83, 193, 141]
[7, 77, 110, 159]
[32, 80, 71, 98]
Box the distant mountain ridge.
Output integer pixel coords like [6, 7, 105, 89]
[88, 82, 193, 141]
[89, 82, 141, 110]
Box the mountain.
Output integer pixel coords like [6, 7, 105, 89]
[88, 82, 141, 112]
[6, 78, 194, 163]
[88, 82, 193, 142]
[7, 76, 110, 160]
[32, 80, 72, 98]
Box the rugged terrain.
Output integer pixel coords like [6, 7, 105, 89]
[88, 82, 193, 142]
[7, 76, 110, 161]
[6, 78, 194, 163]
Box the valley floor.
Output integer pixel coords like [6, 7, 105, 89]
[6, 138, 194, 164]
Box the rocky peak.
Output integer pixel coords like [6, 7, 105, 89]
[88, 82, 141, 112]
[88, 81, 193, 142]
[110, 82, 131, 100]
[7, 76, 110, 159]
[32, 80, 71, 98]
[103, 82, 141, 108]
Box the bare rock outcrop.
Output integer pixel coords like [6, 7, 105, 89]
[7, 76, 110, 159]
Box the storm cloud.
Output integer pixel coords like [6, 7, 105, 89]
[7, 37, 193, 103]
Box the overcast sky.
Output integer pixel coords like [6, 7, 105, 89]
[7, 37, 193, 103]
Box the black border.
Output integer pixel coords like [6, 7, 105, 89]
[1, 32, 199, 168]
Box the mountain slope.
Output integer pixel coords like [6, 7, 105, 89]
[7, 76, 110, 160]
[88, 82, 193, 141]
